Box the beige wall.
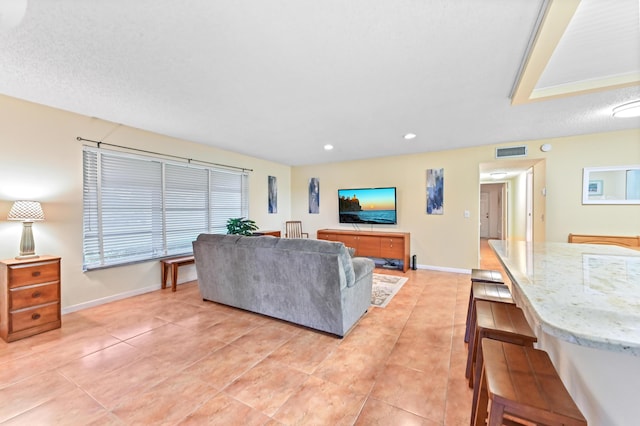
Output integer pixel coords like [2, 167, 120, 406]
[0, 95, 290, 311]
[292, 129, 640, 270]
[2, 93, 639, 310]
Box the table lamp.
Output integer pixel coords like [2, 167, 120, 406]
[7, 200, 45, 259]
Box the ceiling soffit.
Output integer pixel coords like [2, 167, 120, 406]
[511, 0, 640, 105]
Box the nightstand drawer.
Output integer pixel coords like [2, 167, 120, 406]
[8, 261, 60, 288]
[10, 282, 60, 310]
[10, 303, 60, 333]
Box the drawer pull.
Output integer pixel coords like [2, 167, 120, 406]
[32, 271, 41, 277]
[32, 313, 41, 320]
[32, 291, 42, 298]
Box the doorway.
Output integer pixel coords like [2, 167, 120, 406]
[480, 183, 505, 239]
[478, 158, 546, 265]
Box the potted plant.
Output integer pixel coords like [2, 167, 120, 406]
[226, 217, 258, 236]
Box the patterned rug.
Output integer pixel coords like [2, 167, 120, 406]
[371, 273, 408, 308]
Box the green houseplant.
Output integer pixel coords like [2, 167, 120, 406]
[226, 217, 259, 236]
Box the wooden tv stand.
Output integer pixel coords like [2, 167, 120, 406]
[317, 229, 410, 272]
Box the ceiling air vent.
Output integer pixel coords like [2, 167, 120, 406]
[495, 145, 527, 158]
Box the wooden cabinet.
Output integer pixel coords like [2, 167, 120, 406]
[317, 229, 410, 272]
[254, 230, 281, 237]
[0, 256, 61, 342]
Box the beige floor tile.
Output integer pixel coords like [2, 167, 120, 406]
[104, 314, 169, 341]
[57, 341, 145, 386]
[177, 392, 271, 425]
[2, 387, 109, 426]
[202, 315, 262, 343]
[111, 374, 217, 425]
[173, 309, 231, 332]
[224, 357, 309, 416]
[77, 355, 177, 410]
[267, 330, 339, 374]
[0, 371, 77, 423]
[370, 363, 448, 422]
[182, 344, 265, 390]
[273, 375, 366, 426]
[229, 324, 296, 358]
[386, 334, 451, 373]
[355, 397, 435, 426]
[0, 351, 64, 388]
[313, 344, 386, 395]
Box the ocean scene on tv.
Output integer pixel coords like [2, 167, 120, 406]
[338, 187, 397, 224]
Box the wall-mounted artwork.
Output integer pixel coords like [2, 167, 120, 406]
[588, 180, 603, 196]
[426, 168, 444, 215]
[268, 175, 277, 213]
[309, 177, 320, 214]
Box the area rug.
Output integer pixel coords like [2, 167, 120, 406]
[371, 273, 408, 308]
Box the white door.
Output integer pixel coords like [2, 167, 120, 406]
[526, 169, 533, 242]
[480, 192, 489, 238]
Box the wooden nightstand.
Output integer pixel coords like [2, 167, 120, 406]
[0, 255, 61, 342]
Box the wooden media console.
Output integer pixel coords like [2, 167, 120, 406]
[317, 229, 410, 272]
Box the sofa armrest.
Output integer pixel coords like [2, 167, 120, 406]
[350, 257, 375, 287]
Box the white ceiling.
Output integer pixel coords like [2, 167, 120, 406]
[1, 0, 639, 166]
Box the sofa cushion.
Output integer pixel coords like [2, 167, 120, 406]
[235, 235, 279, 248]
[196, 234, 242, 244]
[274, 238, 355, 287]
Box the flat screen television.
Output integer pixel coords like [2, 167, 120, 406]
[338, 187, 397, 225]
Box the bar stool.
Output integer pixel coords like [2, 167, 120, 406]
[470, 268, 505, 284]
[466, 300, 537, 421]
[473, 339, 587, 426]
[465, 269, 507, 342]
[464, 281, 514, 343]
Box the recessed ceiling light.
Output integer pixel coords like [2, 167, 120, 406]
[403, 133, 417, 140]
[324, 144, 334, 151]
[490, 172, 508, 179]
[612, 100, 640, 118]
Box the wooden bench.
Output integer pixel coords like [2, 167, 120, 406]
[568, 233, 640, 249]
[160, 255, 195, 292]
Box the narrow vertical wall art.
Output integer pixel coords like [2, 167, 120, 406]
[426, 168, 444, 215]
[268, 175, 277, 213]
[308, 177, 320, 214]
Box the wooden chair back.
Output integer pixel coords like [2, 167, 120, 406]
[285, 221, 309, 238]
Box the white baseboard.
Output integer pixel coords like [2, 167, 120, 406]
[62, 284, 161, 315]
[416, 264, 471, 275]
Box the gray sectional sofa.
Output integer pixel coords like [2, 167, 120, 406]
[192, 234, 374, 337]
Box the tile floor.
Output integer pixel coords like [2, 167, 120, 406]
[0, 241, 502, 425]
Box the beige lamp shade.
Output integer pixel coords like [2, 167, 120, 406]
[8, 201, 45, 259]
[8, 201, 45, 221]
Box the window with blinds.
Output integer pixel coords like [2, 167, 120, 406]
[82, 146, 249, 271]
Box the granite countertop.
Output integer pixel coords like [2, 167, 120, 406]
[489, 240, 640, 356]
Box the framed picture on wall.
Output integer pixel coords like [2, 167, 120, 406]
[268, 175, 277, 213]
[588, 180, 603, 196]
[426, 168, 444, 215]
[309, 177, 320, 214]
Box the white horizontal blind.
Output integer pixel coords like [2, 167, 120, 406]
[210, 171, 248, 234]
[82, 147, 249, 270]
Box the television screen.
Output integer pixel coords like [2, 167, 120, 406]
[338, 187, 397, 225]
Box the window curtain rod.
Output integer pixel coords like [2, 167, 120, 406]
[76, 136, 253, 172]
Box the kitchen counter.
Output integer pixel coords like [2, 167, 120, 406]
[489, 240, 640, 425]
